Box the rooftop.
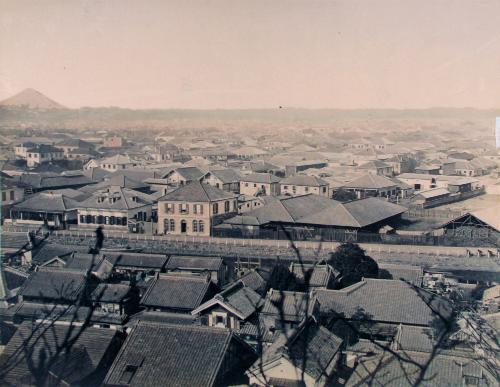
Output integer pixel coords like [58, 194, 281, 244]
[159, 181, 237, 202]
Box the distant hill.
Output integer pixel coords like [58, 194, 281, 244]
[0, 88, 66, 110]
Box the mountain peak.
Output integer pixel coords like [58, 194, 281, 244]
[0, 88, 66, 110]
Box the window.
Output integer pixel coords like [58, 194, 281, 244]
[119, 365, 139, 385]
[305, 186, 309, 193]
[283, 185, 288, 189]
[322, 186, 327, 193]
[1, 192, 5, 201]
[199, 220, 205, 232]
[193, 204, 198, 214]
[170, 219, 175, 231]
[193, 220, 198, 232]
[97, 215, 104, 224]
[199, 204, 204, 215]
[122, 216, 128, 225]
[163, 219, 170, 232]
[165, 203, 175, 214]
[9, 191, 14, 200]
[179, 203, 189, 214]
[213, 203, 219, 214]
[245, 183, 248, 187]
[224, 201, 230, 212]
[80, 215, 85, 223]
[253, 183, 257, 187]
[215, 315, 224, 324]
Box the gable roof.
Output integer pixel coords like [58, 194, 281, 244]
[289, 263, 337, 288]
[141, 274, 214, 311]
[261, 290, 315, 322]
[168, 166, 207, 181]
[104, 322, 237, 387]
[20, 267, 87, 302]
[250, 321, 342, 382]
[104, 252, 169, 269]
[346, 350, 496, 387]
[166, 255, 223, 271]
[192, 281, 264, 320]
[240, 172, 281, 184]
[315, 278, 453, 326]
[207, 169, 241, 183]
[1, 321, 118, 386]
[158, 181, 236, 202]
[280, 174, 328, 187]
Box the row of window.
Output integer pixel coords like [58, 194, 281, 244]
[163, 219, 205, 233]
[79, 215, 128, 225]
[164, 201, 236, 215]
[282, 185, 327, 193]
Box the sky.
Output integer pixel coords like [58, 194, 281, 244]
[0, 0, 499, 109]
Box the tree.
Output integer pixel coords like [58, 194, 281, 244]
[331, 189, 357, 202]
[328, 242, 378, 288]
[267, 260, 297, 291]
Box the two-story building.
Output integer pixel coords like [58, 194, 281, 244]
[157, 181, 238, 236]
[240, 173, 281, 197]
[280, 174, 329, 197]
[76, 186, 154, 232]
[26, 144, 64, 167]
[202, 169, 241, 193]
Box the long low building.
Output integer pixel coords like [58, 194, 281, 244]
[221, 194, 407, 237]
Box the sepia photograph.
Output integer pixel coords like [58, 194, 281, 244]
[0, 1, 499, 386]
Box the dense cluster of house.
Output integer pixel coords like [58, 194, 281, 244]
[2, 129, 499, 244]
[0, 234, 498, 386]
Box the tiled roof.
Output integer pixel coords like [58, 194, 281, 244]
[77, 186, 154, 210]
[17, 173, 94, 189]
[93, 174, 148, 190]
[171, 166, 207, 181]
[159, 181, 237, 202]
[3, 266, 29, 291]
[20, 267, 87, 302]
[99, 154, 134, 165]
[104, 322, 236, 387]
[226, 195, 406, 228]
[251, 321, 342, 381]
[241, 172, 281, 184]
[239, 269, 268, 294]
[261, 290, 314, 322]
[91, 283, 131, 303]
[289, 263, 337, 288]
[208, 169, 241, 183]
[280, 174, 328, 187]
[128, 310, 197, 326]
[65, 253, 104, 271]
[346, 351, 496, 387]
[315, 279, 453, 326]
[1, 321, 118, 386]
[193, 281, 263, 320]
[105, 252, 169, 269]
[343, 173, 398, 189]
[141, 274, 214, 311]
[394, 325, 435, 353]
[13, 191, 81, 212]
[166, 255, 223, 271]
[31, 243, 85, 265]
[378, 264, 424, 286]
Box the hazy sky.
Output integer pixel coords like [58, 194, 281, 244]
[1, 0, 499, 109]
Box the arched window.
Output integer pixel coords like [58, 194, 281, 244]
[170, 219, 175, 231]
[192, 220, 198, 232]
[181, 220, 187, 233]
[199, 220, 205, 233]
